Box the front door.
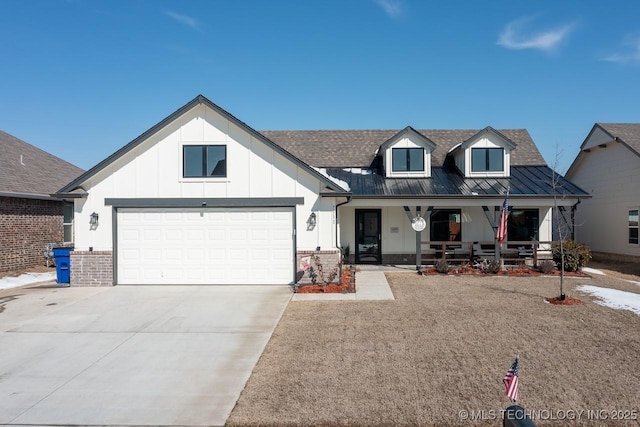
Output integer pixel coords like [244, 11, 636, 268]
[356, 209, 381, 264]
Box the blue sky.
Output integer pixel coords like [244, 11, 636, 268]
[1, 0, 639, 174]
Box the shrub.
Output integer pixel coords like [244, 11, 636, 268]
[474, 258, 501, 274]
[434, 260, 450, 274]
[308, 254, 339, 291]
[538, 260, 556, 274]
[552, 240, 592, 272]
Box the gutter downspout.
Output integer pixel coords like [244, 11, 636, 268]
[571, 200, 581, 241]
[335, 195, 353, 263]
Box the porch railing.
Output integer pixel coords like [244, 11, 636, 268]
[420, 241, 554, 265]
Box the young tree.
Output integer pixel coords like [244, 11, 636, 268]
[550, 146, 572, 300]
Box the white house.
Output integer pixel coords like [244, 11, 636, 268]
[566, 123, 640, 262]
[57, 95, 589, 286]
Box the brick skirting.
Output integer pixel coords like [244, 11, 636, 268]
[70, 251, 113, 286]
[296, 250, 342, 285]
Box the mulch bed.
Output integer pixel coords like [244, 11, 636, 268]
[295, 267, 354, 293]
[546, 295, 584, 305]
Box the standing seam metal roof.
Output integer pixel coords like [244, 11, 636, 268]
[324, 166, 589, 198]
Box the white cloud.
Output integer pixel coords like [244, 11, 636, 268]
[375, 0, 403, 19]
[600, 34, 640, 64]
[164, 10, 203, 32]
[497, 16, 577, 51]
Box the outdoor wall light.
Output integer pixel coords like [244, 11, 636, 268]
[90, 212, 99, 227]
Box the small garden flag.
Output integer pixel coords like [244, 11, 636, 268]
[496, 189, 509, 243]
[503, 356, 519, 402]
[299, 256, 311, 271]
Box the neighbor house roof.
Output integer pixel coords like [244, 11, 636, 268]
[0, 130, 84, 200]
[262, 128, 546, 168]
[597, 123, 640, 155]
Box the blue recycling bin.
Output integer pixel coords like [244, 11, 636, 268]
[53, 247, 73, 284]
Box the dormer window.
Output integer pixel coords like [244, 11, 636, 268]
[392, 148, 424, 172]
[380, 127, 435, 178]
[448, 127, 514, 178]
[471, 148, 504, 172]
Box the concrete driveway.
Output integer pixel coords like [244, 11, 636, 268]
[0, 284, 291, 426]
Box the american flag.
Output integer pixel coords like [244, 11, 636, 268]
[496, 189, 509, 243]
[503, 357, 519, 402]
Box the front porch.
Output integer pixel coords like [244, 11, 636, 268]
[339, 201, 572, 268]
[419, 240, 554, 266]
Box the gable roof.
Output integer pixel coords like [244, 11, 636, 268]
[0, 130, 84, 200]
[596, 123, 640, 155]
[378, 126, 437, 152]
[566, 123, 640, 178]
[262, 128, 546, 168]
[58, 95, 349, 195]
[460, 126, 518, 150]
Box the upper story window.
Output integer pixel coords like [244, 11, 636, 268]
[183, 145, 226, 178]
[471, 147, 504, 172]
[629, 209, 639, 245]
[392, 148, 424, 172]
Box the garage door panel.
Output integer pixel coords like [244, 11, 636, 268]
[117, 208, 293, 285]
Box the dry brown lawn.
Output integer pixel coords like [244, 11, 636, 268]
[228, 272, 640, 426]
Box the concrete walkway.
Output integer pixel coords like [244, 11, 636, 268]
[0, 284, 291, 426]
[292, 266, 401, 301]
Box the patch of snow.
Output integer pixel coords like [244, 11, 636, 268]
[0, 272, 56, 291]
[582, 267, 605, 275]
[576, 285, 640, 316]
[312, 167, 351, 191]
[342, 168, 373, 175]
[628, 280, 640, 287]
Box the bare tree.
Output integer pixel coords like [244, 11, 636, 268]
[550, 146, 571, 300]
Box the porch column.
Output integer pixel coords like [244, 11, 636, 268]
[404, 206, 432, 270]
[481, 205, 502, 260]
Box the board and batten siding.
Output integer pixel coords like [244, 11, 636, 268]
[569, 141, 640, 257]
[73, 103, 338, 253]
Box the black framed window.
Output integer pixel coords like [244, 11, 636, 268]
[508, 209, 539, 241]
[629, 209, 639, 245]
[392, 148, 424, 172]
[430, 209, 462, 242]
[183, 145, 226, 178]
[471, 148, 504, 172]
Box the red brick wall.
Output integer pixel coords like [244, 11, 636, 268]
[0, 196, 64, 273]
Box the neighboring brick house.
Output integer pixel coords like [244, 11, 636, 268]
[0, 130, 83, 273]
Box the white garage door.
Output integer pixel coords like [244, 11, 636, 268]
[117, 207, 294, 285]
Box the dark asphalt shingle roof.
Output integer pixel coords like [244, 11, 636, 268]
[262, 129, 546, 168]
[597, 123, 640, 154]
[325, 166, 589, 198]
[0, 130, 84, 197]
